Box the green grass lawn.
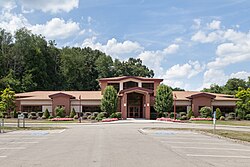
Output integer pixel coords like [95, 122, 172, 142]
[2, 118, 97, 124]
[0, 126, 66, 131]
[189, 120, 250, 126]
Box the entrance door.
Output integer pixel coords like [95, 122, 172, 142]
[128, 106, 140, 118]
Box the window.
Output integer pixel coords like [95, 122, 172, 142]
[22, 106, 42, 112]
[107, 83, 119, 92]
[142, 83, 154, 90]
[82, 106, 101, 112]
[123, 81, 138, 90]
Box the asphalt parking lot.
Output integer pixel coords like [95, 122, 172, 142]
[142, 129, 250, 167]
[0, 123, 250, 167]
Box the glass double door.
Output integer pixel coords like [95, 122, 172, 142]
[128, 106, 141, 118]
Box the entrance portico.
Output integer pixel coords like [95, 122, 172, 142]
[119, 87, 153, 119]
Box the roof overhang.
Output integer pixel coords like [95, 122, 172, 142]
[119, 87, 153, 95]
[187, 92, 216, 99]
[49, 92, 75, 99]
[99, 76, 163, 82]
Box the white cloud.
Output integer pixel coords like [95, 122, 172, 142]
[163, 79, 187, 89]
[199, 69, 228, 89]
[191, 20, 250, 69]
[160, 61, 204, 90]
[207, 20, 221, 30]
[0, 0, 16, 11]
[192, 19, 201, 29]
[230, 71, 250, 80]
[82, 37, 143, 58]
[163, 44, 179, 54]
[191, 30, 223, 43]
[19, 0, 79, 13]
[138, 44, 179, 76]
[208, 42, 250, 69]
[199, 70, 250, 90]
[31, 18, 81, 39]
[163, 61, 204, 79]
[87, 16, 93, 25]
[0, 11, 30, 34]
[0, 10, 84, 40]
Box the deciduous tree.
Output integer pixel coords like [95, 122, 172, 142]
[154, 84, 173, 115]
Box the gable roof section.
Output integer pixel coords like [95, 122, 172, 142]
[119, 87, 154, 94]
[48, 92, 75, 99]
[187, 92, 216, 99]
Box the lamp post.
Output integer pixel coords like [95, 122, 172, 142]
[174, 94, 177, 120]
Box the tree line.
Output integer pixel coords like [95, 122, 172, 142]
[202, 78, 250, 95]
[0, 28, 154, 92]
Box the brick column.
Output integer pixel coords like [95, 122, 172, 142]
[121, 94, 127, 119]
[145, 93, 150, 119]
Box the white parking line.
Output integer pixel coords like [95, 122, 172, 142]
[58, 129, 66, 133]
[0, 138, 48, 140]
[161, 138, 217, 141]
[172, 146, 250, 152]
[0, 147, 26, 150]
[0, 156, 7, 158]
[161, 141, 238, 145]
[187, 154, 250, 159]
[9, 141, 39, 144]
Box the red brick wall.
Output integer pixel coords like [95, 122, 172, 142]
[192, 96, 212, 116]
[100, 81, 107, 95]
[154, 81, 161, 96]
[52, 96, 71, 116]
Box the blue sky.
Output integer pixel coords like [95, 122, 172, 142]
[0, 0, 250, 90]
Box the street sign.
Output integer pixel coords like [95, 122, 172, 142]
[17, 114, 25, 128]
[18, 114, 24, 119]
[213, 111, 216, 133]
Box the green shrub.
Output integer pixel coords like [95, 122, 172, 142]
[245, 114, 250, 120]
[22, 112, 28, 118]
[2, 112, 8, 117]
[0, 112, 3, 118]
[92, 112, 99, 117]
[187, 109, 194, 119]
[30, 112, 36, 116]
[179, 112, 186, 117]
[82, 115, 88, 120]
[226, 112, 236, 120]
[97, 112, 105, 118]
[84, 112, 92, 116]
[29, 113, 37, 119]
[110, 113, 116, 118]
[115, 112, 122, 119]
[236, 109, 245, 120]
[70, 108, 76, 118]
[37, 112, 43, 117]
[48, 116, 53, 119]
[90, 116, 96, 120]
[170, 112, 175, 118]
[41, 115, 46, 119]
[43, 109, 50, 119]
[87, 115, 92, 120]
[102, 112, 108, 117]
[55, 107, 65, 118]
[220, 116, 225, 120]
[215, 108, 222, 120]
[95, 117, 103, 121]
[180, 115, 187, 120]
[10, 110, 18, 118]
[199, 107, 212, 118]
